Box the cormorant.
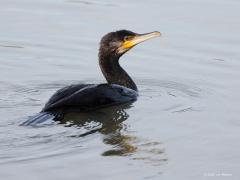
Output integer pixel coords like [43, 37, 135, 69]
[22, 30, 160, 125]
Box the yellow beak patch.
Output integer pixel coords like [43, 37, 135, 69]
[122, 40, 135, 49]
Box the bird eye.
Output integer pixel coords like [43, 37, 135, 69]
[124, 36, 131, 41]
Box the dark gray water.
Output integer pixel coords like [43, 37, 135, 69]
[1, 0, 240, 179]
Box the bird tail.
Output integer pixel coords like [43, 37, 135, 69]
[20, 112, 56, 126]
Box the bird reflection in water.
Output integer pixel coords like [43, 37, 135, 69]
[58, 103, 138, 156]
[54, 104, 167, 165]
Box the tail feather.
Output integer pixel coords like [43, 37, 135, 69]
[20, 112, 55, 126]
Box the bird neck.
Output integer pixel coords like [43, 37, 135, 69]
[99, 53, 137, 91]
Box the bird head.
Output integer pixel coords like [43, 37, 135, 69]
[99, 30, 161, 58]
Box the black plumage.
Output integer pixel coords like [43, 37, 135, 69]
[21, 30, 160, 125]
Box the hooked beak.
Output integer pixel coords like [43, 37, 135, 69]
[118, 31, 161, 53]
